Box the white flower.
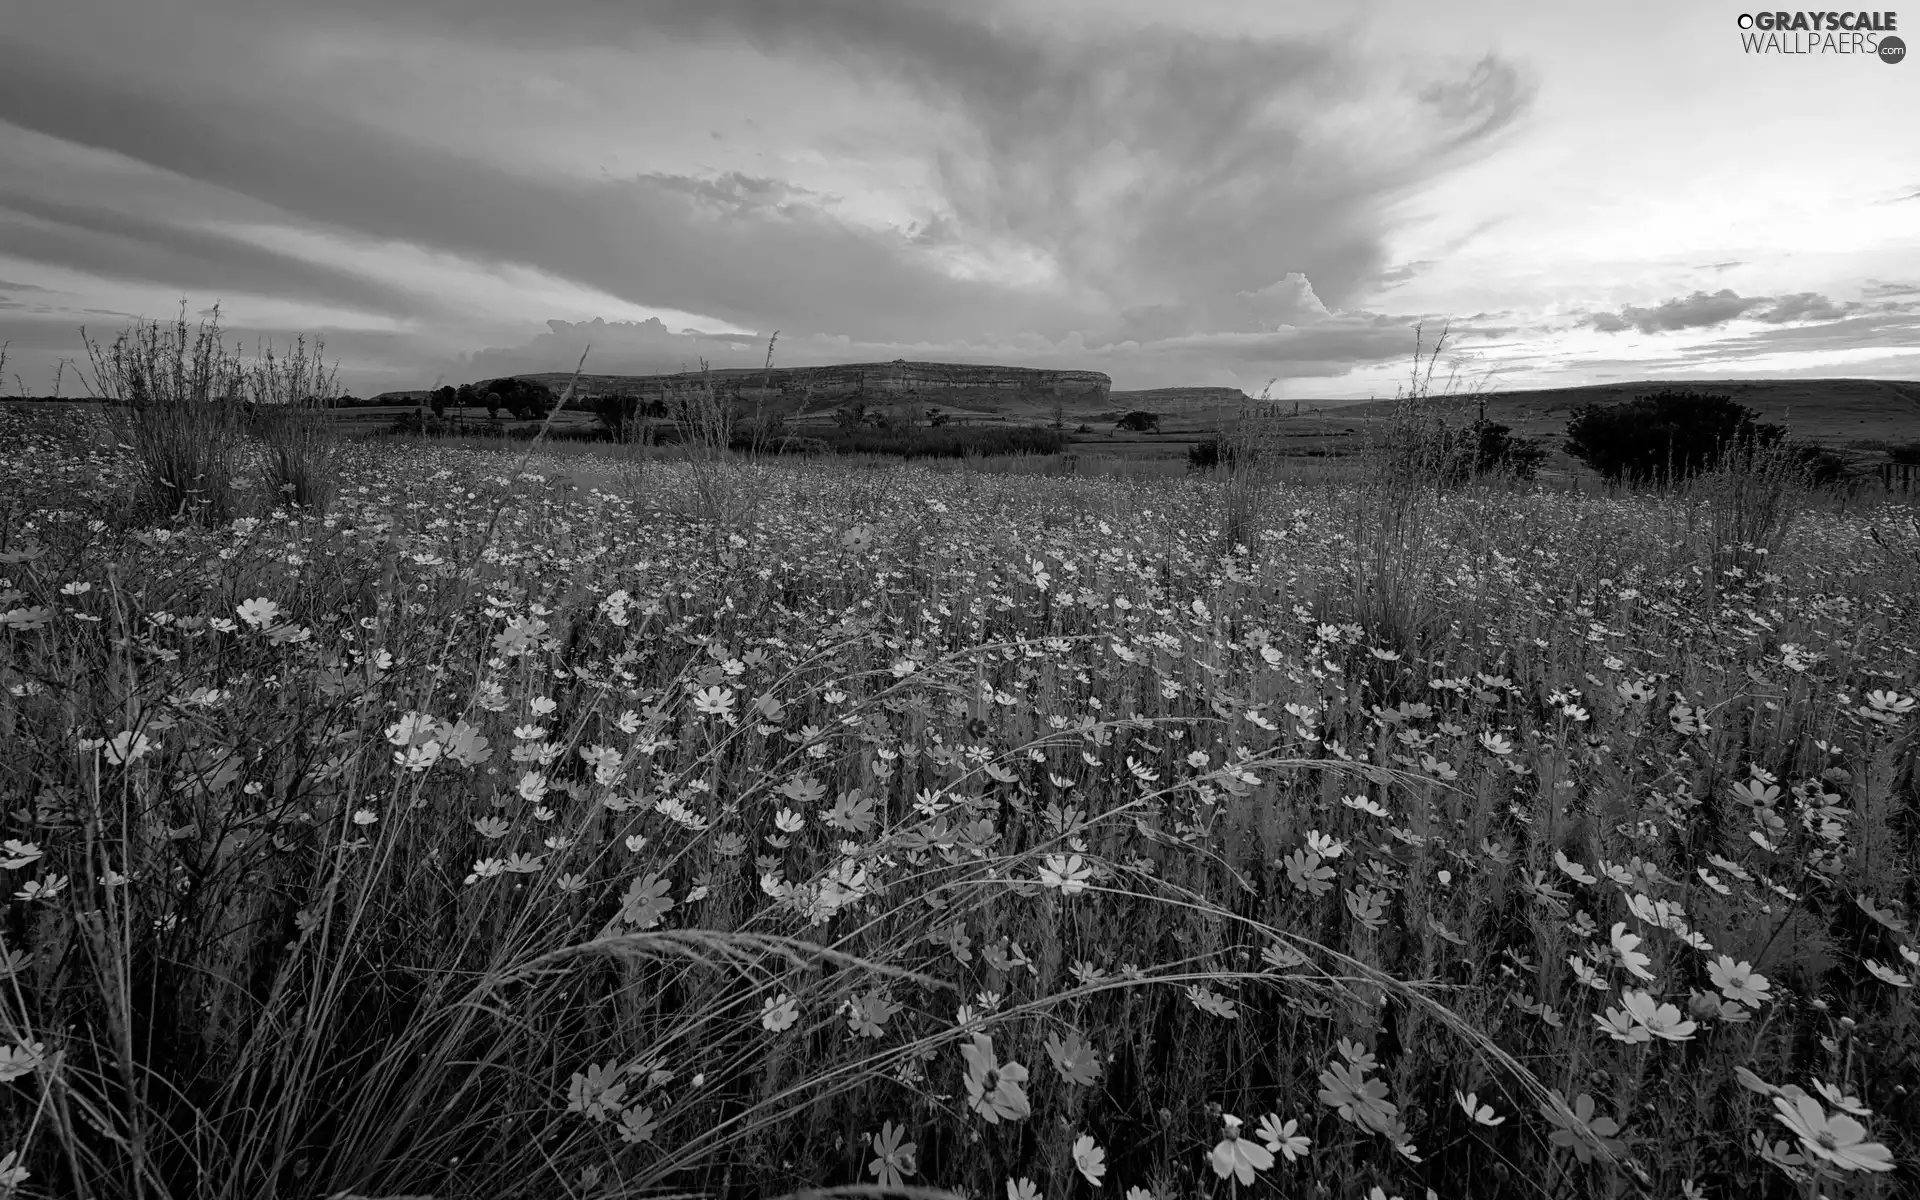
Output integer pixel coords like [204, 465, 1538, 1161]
[103, 730, 154, 765]
[235, 597, 283, 629]
[0, 1041, 45, 1081]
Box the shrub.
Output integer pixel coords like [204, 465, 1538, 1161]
[1457, 420, 1548, 483]
[1115, 410, 1160, 432]
[1564, 389, 1786, 484]
[1889, 441, 1920, 466]
[1187, 435, 1252, 472]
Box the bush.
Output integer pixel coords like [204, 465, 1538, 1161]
[1785, 442, 1850, 486]
[1890, 441, 1920, 466]
[1115, 410, 1160, 433]
[1187, 436, 1252, 472]
[1461, 420, 1548, 482]
[1564, 389, 1787, 484]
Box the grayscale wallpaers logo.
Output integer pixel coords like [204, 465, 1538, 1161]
[1735, 11, 1904, 59]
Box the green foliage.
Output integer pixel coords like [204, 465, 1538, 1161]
[478, 377, 556, 421]
[591, 393, 668, 442]
[1463, 419, 1549, 481]
[1564, 389, 1786, 484]
[1887, 441, 1920, 466]
[1115, 410, 1160, 432]
[1187, 435, 1250, 472]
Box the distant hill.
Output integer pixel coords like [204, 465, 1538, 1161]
[1338, 377, 1920, 447]
[1110, 387, 1251, 408]
[510, 360, 1110, 414]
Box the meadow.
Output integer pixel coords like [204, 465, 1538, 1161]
[0, 317, 1915, 1200]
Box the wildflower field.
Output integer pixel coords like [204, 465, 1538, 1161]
[0, 370, 1916, 1200]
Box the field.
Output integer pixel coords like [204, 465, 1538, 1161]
[0, 381, 1916, 1200]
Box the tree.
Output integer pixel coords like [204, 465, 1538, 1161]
[1116, 410, 1160, 433]
[592, 392, 666, 441]
[1565, 389, 1785, 484]
[477, 377, 556, 420]
[484, 391, 502, 420]
[430, 385, 454, 417]
[455, 383, 476, 410]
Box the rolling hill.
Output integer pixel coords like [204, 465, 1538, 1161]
[1338, 377, 1920, 447]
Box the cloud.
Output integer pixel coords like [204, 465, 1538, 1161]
[1373, 261, 1436, 289]
[0, 0, 1535, 392]
[1586, 288, 1764, 334]
[1750, 291, 1852, 324]
[0, 190, 432, 321]
[1582, 287, 1884, 338]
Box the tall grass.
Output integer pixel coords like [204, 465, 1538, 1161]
[80, 303, 252, 527]
[241, 335, 342, 516]
[0, 322, 1916, 1200]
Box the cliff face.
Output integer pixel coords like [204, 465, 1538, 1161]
[522, 360, 1111, 408]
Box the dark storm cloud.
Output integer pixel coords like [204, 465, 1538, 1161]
[0, 0, 1534, 371]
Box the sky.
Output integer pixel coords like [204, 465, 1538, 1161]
[0, 0, 1916, 400]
